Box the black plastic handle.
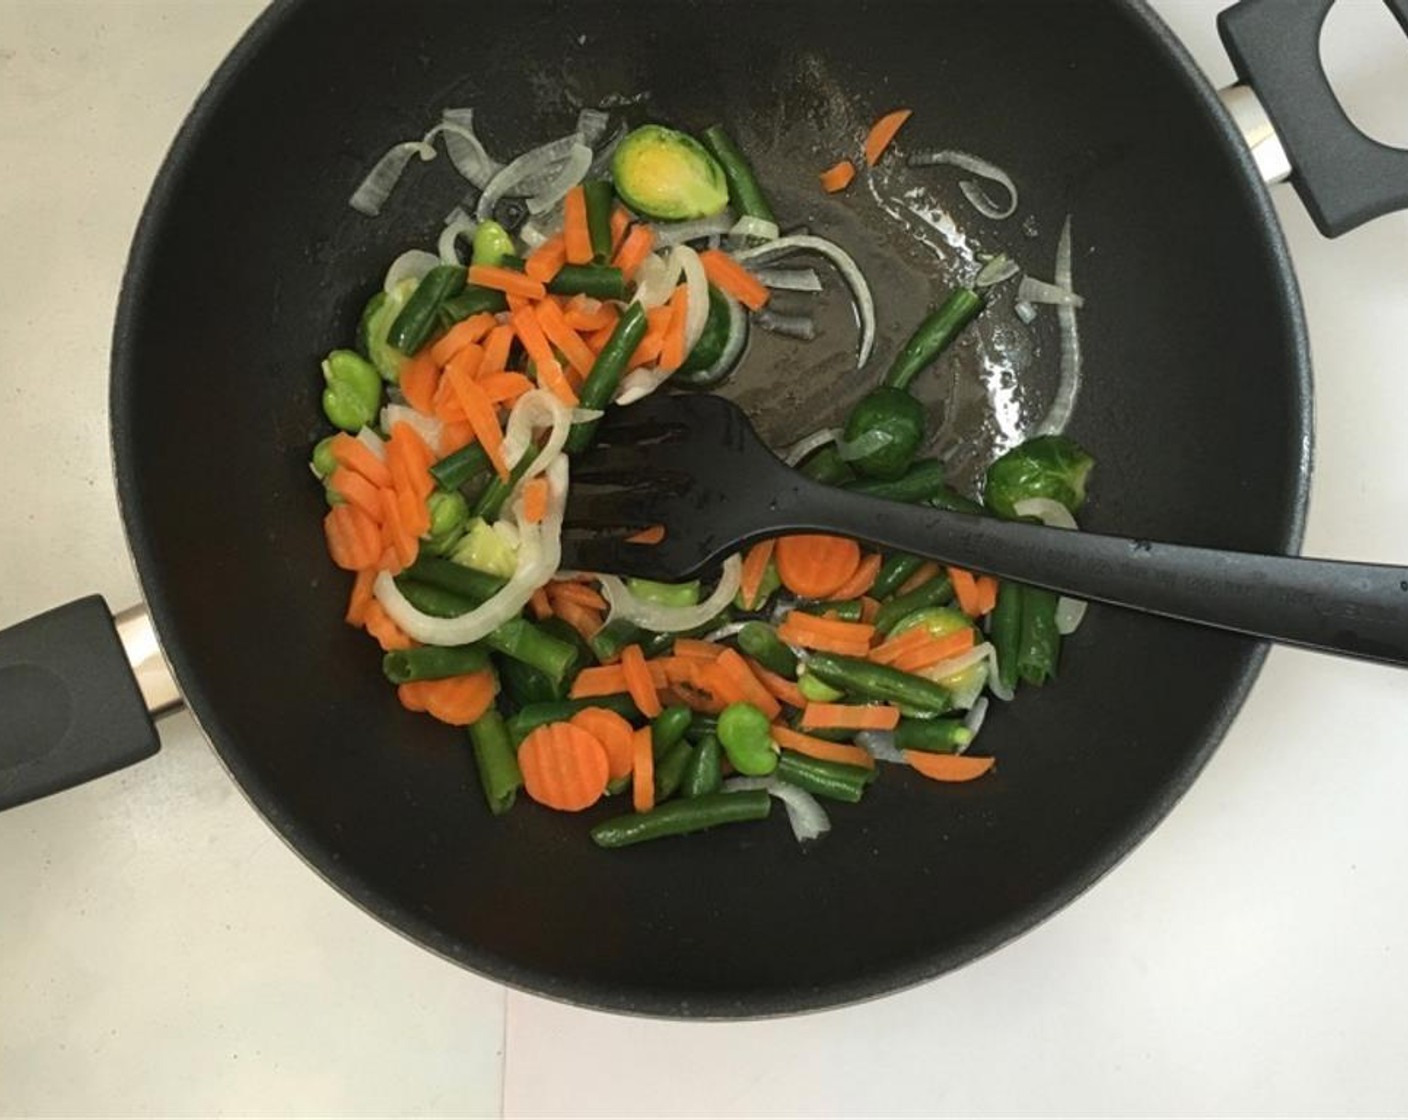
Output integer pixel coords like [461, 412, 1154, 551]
[0, 596, 159, 811]
[770, 482, 1408, 667]
[1218, 0, 1408, 236]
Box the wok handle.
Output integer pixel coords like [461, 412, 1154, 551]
[0, 597, 173, 811]
[1217, 0, 1408, 236]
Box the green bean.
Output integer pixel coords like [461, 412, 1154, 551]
[471, 220, 515, 267]
[382, 644, 490, 684]
[429, 443, 491, 492]
[873, 574, 954, 635]
[472, 449, 536, 521]
[540, 616, 596, 674]
[403, 556, 506, 605]
[469, 710, 521, 816]
[681, 734, 723, 798]
[776, 751, 873, 804]
[394, 579, 473, 618]
[507, 695, 639, 743]
[547, 264, 627, 300]
[989, 581, 1023, 695]
[498, 653, 565, 706]
[566, 303, 650, 453]
[736, 621, 798, 678]
[582, 180, 616, 262]
[699, 125, 776, 224]
[388, 265, 467, 355]
[894, 718, 972, 754]
[320, 350, 382, 431]
[588, 620, 674, 664]
[882, 287, 986, 392]
[812, 599, 863, 622]
[1017, 586, 1060, 686]
[717, 702, 777, 776]
[797, 671, 844, 702]
[485, 619, 579, 686]
[871, 554, 924, 600]
[799, 445, 855, 486]
[439, 285, 508, 325]
[804, 652, 952, 714]
[928, 484, 985, 516]
[310, 435, 339, 480]
[627, 578, 700, 608]
[688, 713, 718, 742]
[654, 739, 694, 802]
[651, 704, 693, 760]
[589, 789, 772, 848]
[844, 458, 947, 504]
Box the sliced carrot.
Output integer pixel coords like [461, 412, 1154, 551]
[480, 323, 517, 375]
[830, 552, 883, 601]
[323, 504, 377, 571]
[948, 566, 983, 617]
[610, 206, 631, 252]
[345, 568, 377, 627]
[524, 235, 567, 284]
[611, 223, 656, 282]
[672, 638, 725, 661]
[626, 524, 666, 545]
[398, 352, 440, 415]
[444, 363, 509, 478]
[631, 726, 655, 812]
[662, 658, 732, 714]
[699, 248, 770, 312]
[890, 629, 977, 674]
[365, 601, 415, 652]
[820, 159, 856, 193]
[800, 703, 901, 731]
[547, 581, 608, 611]
[974, 575, 1000, 617]
[739, 539, 776, 610]
[563, 295, 617, 333]
[329, 433, 391, 488]
[570, 664, 629, 700]
[658, 284, 690, 374]
[328, 467, 383, 522]
[562, 185, 593, 265]
[468, 264, 547, 300]
[620, 643, 662, 719]
[714, 648, 781, 720]
[570, 707, 636, 781]
[903, 750, 995, 783]
[897, 560, 941, 596]
[554, 599, 603, 643]
[521, 477, 549, 524]
[529, 586, 553, 620]
[534, 298, 598, 377]
[746, 659, 809, 710]
[863, 108, 912, 167]
[430, 312, 495, 366]
[771, 725, 875, 770]
[869, 625, 933, 666]
[773, 534, 862, 599]
[518, 721, 610, 810]
[476, 371, 535, 405]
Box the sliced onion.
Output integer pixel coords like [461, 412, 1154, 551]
[575, 107, 611, 147]
[476, 133, 584, 221]
[974, 254, 1019, 289]
[1012, 497, 1077, 530]
[919, 643, 995, 685]
[355, 426, 387, 461]
[733, 235, 875, 368]
[836, 427, 894, 462]
[1035, 216, 1082, 437]
[855, 730, 906, 764]
[702, 621, 749, 643]
[380, 403, 443, 454]
[440, 108, 501, 189]
[961, 697, 990, 750]
[631, 253, 681, 309]
[728, 215, 779, 242]
[652, 213, 736, 247]
[722, 777, 831, 844]
[374, 455, 567, 645]
[673, 245, 710, 352]
[1055, 596, 1088, 635]
[525, 141, 593, 215]
[519, 206, 563, 249]
[615, 365, 669, 406]
[1016, 275, 1084, 308]
[383, 249, 440, 294]
[587, 122, 627, 179]
[783, 428, 840, 467]
[908, 149, 1019, 220]
[754, 309, 816, 342]
[501, 389, 576, 478]
[749, 266, 823, 293]
[349, 139, 436, 217]
[1014, 299, 1038, 325]
[599, 555, 742, 632]
[438, 210, 478, 265]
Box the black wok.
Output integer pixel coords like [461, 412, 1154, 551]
[3, 0, 1406, 1017]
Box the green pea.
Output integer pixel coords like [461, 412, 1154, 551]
[717, 702, 777, 776]
[320, 349, 382, 431]
[310, 435, 339, 479]
[422, 490, 470, 556]
[472, 220, 516, 267]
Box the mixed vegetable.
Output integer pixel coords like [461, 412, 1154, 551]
[315, 104, 1094, 848]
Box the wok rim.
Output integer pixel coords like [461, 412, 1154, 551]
[109, 0, 1312, 1018]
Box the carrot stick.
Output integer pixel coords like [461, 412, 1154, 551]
[620, 643, 662, 718]
[398, 352, 440, 415]
[859, 596, 880, 624]
[627, 307, 672, 369]
[328, 467, 383, 522]
[746, 658, 809, 710]
[948, 566, 983, 617]
[439, 420, 475, 454]
[974, 576, 1000, 617]
[562, 185, 593, 265]
[547, 581, 608, 611]
[658, 285, 690, 374]
[626, 524, 666, 545]
[903, 750, 995, 783]
[570, 665, 629, 699]
[443, 363, 510, 479]
[714, 648, 782, 720]
[511, 304, 578, 406]
[830, 552, 883, 601]
[518, 721, 610, 810]
[480, 323, 517, 375]
[897, 560, 941, 596]
[800, 703, 901, 731]
[890, 630, 977, 674]
[612, 224, 656, 282]
[476, 371, 535, 405]
[776, 612, 875, 657]
[443, 339, 485, 388]
[771, 725, 876, 770]
[739, 539, 776, 610]
[869, 626, 933, 666]
[863, 108, 912, 167]
[345, 568, 377, 627]
[553, 599, 603, 644]
[378, 486, 418, 569]
[467, 264, 547, 300]
[774, 533, 862, 599]
[430, 312, 495, 366]
[610, 206, 631, 252]
[529, 586, 553, 620]
[524, 235, 567, 284]
[570, 706, 636, 781]
[388, 421, 435, 498]
[520, 477, 549, 524]
[587, 319, 621, 353]
[534, 298, 598, 377]
[672, 638, 725, 661]
[820, 159, 856, 193]
[563, 295, 617, 332]
[329, 433, 391, 489]
[699, 248, 770, 311]
[631, 726, 655, 812]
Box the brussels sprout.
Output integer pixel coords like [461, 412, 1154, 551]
[983, 435, 1094, 519]
[451, 517, 518, 578]
[611, 125, 729, 220]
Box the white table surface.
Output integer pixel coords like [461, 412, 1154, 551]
[2, 2, 1406, 1116]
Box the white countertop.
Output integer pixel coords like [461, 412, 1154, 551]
[2, 2, 1406, 1115]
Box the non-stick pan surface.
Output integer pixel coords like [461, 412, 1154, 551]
[111, 0, 1307, 1015]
